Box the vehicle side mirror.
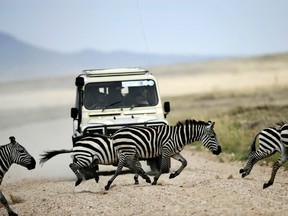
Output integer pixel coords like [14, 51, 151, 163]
[75, 77, 84, 87]
[71, 107, 78, 119]
[164, 101, 170, 117]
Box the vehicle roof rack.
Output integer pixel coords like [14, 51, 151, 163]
[82, 67, 149, 77]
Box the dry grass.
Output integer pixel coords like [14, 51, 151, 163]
[153, 54, 288, 162]
[154, 53, 288, 96]
[164, 86, 288, 162]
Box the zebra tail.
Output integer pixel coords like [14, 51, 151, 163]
[39, 149, 73, 165]
[250, 132, 260, 152]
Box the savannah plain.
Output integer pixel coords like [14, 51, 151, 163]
[1, 54, 288, 215]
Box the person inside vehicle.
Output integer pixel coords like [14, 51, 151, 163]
[85, 85, 107, 109]
[125, 87, 149, 107]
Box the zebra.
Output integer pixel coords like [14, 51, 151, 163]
[240, 123, 288, 189]
[39, 134, 151, 187]
[105, 119, 221, 190]
[0, 136, 36, 216]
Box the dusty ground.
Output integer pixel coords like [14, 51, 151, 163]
[1, 150, 288, 216]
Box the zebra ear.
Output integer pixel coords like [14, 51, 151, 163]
[207, 121, 215, 128]
[211, 122, 215, 128]
[9, 136, 16, 144]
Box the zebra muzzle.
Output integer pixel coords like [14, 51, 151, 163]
[27, 157, 36, 170]
[212, 146, 222, 155]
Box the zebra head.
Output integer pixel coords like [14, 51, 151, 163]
[9, 136, 36, 170]
[200, 121, 221, 155]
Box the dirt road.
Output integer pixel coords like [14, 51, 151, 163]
[1, 149, 288, 216]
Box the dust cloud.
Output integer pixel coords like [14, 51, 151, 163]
[0, 118, 76, 182]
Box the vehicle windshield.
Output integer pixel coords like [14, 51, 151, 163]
[84, 80, 158, 110]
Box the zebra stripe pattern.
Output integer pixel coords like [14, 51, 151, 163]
[105, 119, 221, 190]
[0, 137, 36, 216]
[240, 123, 288, 189]
[39, 134, 151, 187]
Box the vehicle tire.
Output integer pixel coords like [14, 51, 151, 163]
[147, 157, 170, 174]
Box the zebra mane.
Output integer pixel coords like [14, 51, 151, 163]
[176, 119, 209, 127]
[0, 143, 15, 150]
[0, 137, 17, 149]
[0, 136, 17, 148]
[275, 121, 286, 127]
[273, 121, 287, 131]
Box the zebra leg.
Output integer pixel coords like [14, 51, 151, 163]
[0, 191, 18, 216]
[80, 159, 100, 183]
[133, 158, 140, 184]
[169, 153, 187, 179]
[69, 163, 83, 187]
[152, 169, 162, 185]
[105, 153, 126, 190]
[136, 171, 151, 184]
[127, 157, 151, 184]
[240, 151, 270, 178]
[134, 174, 139, 185]
[152, 155, 168, 185]
[263, 155, 288, 189]
[91, 160, 100, 183]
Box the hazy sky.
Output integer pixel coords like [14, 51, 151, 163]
[0, 0, 288, 56]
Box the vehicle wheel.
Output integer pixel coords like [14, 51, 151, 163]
[147, 157, 170, 174]
[161, 157, 170, 173]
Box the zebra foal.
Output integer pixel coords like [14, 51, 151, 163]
[240, 123, 288, 189]
[0, 137, 36, 216]
[105, 119, 222, 190]
[39, 134, 151, 187]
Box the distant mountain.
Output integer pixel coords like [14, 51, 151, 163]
[0, 31, 211, 82]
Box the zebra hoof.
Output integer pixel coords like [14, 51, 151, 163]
[241, 173, 247, 178]
[104, 185, 110, 190]
[134, 176, 139, 184]
[95, 175, 100, 183]
[263, 182, 272, 189]
[239, 169, 244, 174]
[169, 173, 177, 179]
[151, 181, 157, 185]
[75, 179, 82, 187]
[8, 211, 18, 216]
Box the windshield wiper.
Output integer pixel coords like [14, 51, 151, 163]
[102, 100, 122, 111]
[130, 104, 147, 110]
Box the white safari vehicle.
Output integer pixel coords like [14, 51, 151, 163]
[70, 67, 171, 171]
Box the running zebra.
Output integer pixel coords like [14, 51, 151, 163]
[105, 119, 221, 190]
[240, 123, 288, 189]
[0, 137, 36, 216]
[39, 134, 151, 187]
